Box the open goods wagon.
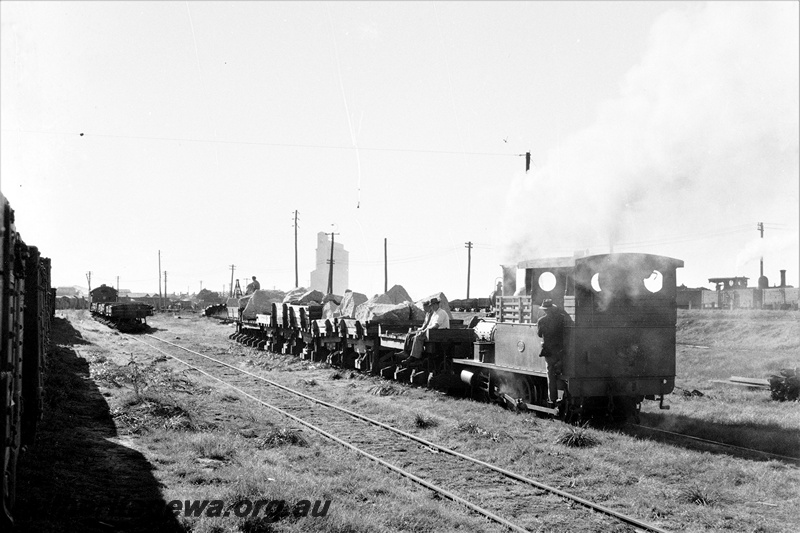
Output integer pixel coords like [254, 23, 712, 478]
[90, 285, 153, 332]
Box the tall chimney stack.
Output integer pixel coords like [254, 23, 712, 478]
[780, 270, 786, 288]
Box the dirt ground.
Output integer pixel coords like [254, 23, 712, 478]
[11, 309, 800, 533]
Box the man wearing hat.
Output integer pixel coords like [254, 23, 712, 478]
[400, 297, 450, 365]
[245, 276, 260, 295]
[536, 299, 569, 407]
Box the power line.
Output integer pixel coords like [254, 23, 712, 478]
[2, 128, 520, 158]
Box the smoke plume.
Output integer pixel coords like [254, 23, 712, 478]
[500, 2, 799, 266]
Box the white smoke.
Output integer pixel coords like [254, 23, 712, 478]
[500, 2, 799, 264]
[735, 232, 799, 274]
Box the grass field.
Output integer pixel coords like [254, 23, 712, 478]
[642, 310, 800, 458]
[12, 309, 800, 533]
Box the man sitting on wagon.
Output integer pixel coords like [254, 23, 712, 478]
[245, 276, 261, 295]
[399, 297, 450, 366]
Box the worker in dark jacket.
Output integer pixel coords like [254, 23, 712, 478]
[536, 299, 569, 407]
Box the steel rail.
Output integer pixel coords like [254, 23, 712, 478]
[629, 424, 800, 465]
[135, 333, 671, 533]
[125, 335, 529, 533]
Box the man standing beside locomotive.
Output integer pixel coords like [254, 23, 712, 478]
[537, 299, 570, 408]
[400, 297, 449, 365]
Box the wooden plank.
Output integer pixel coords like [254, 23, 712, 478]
[710, 380, 770, 390]
[730, 376, 770, 386]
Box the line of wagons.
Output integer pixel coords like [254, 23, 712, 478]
[2, 193, 55, 528]
[225, 252, 684, 422]
[89, 285, 154, 332]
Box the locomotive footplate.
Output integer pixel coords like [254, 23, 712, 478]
[498, 393, 559, 416]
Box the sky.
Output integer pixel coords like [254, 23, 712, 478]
[1, 1, 798, 300]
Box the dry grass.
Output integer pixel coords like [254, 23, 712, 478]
[367, 384, 404, 396]
[258, 427, 309, 448]
[680, 483, 718, 507]
[413, 413, 438, 429]
[30, 310, 800, 533]
[641, 309, 800, 458]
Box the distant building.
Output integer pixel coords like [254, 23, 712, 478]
[56, 286, 86, 297]
[676, 285, 713, 309]
[708, 277, 749, 291]
[309, 232, 349, 294]
[90, 284, 118, 303]
[56, 286, 79, 297]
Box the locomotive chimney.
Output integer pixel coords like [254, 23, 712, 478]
[758, 260, 768, 289]
[780, 269, 786, 288]
[501, 264, 516, 296]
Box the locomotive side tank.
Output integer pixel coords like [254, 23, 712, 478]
[454, 253, 683, 420]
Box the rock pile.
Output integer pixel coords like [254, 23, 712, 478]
[340, 290, 368, 318]
[283, 288, 326, 305]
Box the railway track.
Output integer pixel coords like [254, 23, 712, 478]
[628, 424, 800, 465]
[124, 333, 671, 533]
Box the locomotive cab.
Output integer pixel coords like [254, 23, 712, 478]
[567, 254, 683, 414]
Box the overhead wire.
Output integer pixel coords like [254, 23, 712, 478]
[184, 2, 220, 177]
[326, 6, 364, 209]
[1, 128, 519, 158]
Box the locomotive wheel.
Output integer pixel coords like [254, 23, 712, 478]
[493, 372, 538, 405]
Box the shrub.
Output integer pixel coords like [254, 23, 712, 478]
[258, 427, 308, 448]
[556, 423, 599, 448]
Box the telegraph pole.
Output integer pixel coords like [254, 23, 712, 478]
[116, 276, 119, 296]
[229, 264, 236, 298]
[384, 237, 388, 293]
[326, 231, 339, 295]
[86, 271, 92, 305]
[158, 250, 162, 311]
[293, 210, 299, 288]
[465, 241, 473, 299]
[758, 222, 764, 279]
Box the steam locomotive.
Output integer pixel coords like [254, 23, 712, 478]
[229, 252, 683, 422]
[2, 193, 54, 528]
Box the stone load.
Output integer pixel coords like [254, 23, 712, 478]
[282, 288, 327, 305]
[241, 290, 285, 320]
[339, 290, 368, 318]
[354, 285, 412, 324]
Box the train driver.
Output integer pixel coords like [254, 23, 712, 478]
[536, 299, 569, 408]
[400, 297, 450, 366]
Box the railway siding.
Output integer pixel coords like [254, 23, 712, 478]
[130, 333, 666, 533]
[16, 310, 800, 533]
